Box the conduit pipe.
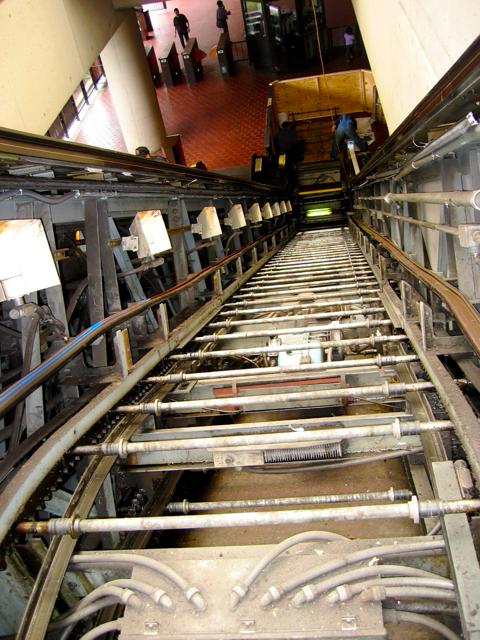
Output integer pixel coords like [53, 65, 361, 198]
[194, 319, 391, 342]
[361, 586, 457, 603]
[359, 190, 480, 210]
[68, 552, 206, 610]
[79, 619, 123, 640]
[383, 610, 461, 640]
[260, 539, 446, 606]
[395, 110, 480, 181]
[170, 334, 408, 360]
[146, 354, 418, 383]
[74, 420, 451, 457]
[167, 489, 412, 514]
[116, 381, 433, 415]
[230, 530, 349, 608]
[16, 498, 480, 536]
[293, 565, 453, 606]
[327, 576, 453, 604]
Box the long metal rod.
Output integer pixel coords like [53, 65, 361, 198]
[224, 287, 380, 306]
[74, 420, 452, 456]
[359, 190, 480, 210]
[146, 355, 418, 384]
[237, 278, 378, 296]
[170, 334, 407, 360]
[232, 281, 378, 299]
[195, 319, 391, 342]
[219, 296, 382, 316]
[166, 489, 413, 513]
[117, 381, 433, 415]
[16, 498, 480, 536]
[209, 306, 386, 327]
[356, 205, 460, 236]
[242, 275, 376, 291]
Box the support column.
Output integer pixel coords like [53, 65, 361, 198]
[101, 10, 167, 155]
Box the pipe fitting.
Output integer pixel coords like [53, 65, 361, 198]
[152, 589, 173, 610]
[185, 587, 207, 611]
[260, 585, 282, 607]
[230, 584, 248, 609]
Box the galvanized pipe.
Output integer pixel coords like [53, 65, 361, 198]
[195, 319, 392, 342]
[209, 306, 386, 328]
[116, 381, 433, 415]
[73, 419, 451, 456]
[166, 489, 413, 513]
[170, 333, 407, 360]
[395, 111, 480, 181]
[146, 355, 417, 384]
[219, 296, 382, 316]
[359, 190, 480, 210]
[16, 498, 480, 536]
[262, 258, 366, 271]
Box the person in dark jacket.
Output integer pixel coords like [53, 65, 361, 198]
[331, 114, 368, 159]
[173, 8, 190, 49]
[216, 1, 231, 33]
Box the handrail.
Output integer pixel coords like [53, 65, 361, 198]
[0, 229, 286, 420]
[352, 217, 480, 358]
[0, 127, 276, 194]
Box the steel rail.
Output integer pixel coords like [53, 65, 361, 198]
[0, 230, 286, 420]
[353, 217, 480, 358]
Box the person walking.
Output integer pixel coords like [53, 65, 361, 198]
[216, 1, 231, 33]
[173, 8, 190, 49]
[344, 26, 355, 62]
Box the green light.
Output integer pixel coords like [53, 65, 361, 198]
[305, 208, 332, 218]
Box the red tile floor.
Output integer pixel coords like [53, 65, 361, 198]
[73, 1, 370, 170]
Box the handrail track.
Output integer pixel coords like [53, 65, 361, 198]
[353, 216, 480, 358]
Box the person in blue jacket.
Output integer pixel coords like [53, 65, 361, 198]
[331, 114, 369, 159]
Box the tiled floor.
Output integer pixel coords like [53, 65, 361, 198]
[73, 1, 370, 170]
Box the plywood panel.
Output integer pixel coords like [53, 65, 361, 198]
[271, 70, 375, 123]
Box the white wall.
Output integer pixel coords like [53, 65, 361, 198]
[0, 0, 122, 134]
[353, 0, 480, 132]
